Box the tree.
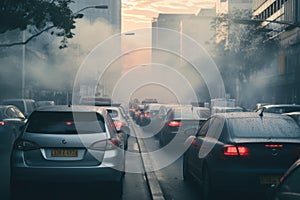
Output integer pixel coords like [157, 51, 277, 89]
[0, 0, 77, 48]
[210, 9, 279, 101]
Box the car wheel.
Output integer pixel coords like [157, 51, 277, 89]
[201, 166, 213, 200]
[183, 154, 192, 182]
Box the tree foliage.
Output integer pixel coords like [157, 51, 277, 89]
[210, 9, 279, 98]
[0, 0, 76, 48]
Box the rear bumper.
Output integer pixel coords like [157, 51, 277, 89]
[11, 166, 124, 184]
[209, 167, 284, 193]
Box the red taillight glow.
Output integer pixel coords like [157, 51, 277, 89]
[145, 112, 150, 118]
[168, 121, 182, 127]
[114, 121, 125, 130]
[265, 144, 283, 148]
[224, 145, 250, 157]
[66, 121, 73, 126]
[0, 121, 5, 126]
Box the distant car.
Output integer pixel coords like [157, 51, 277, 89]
[283, 112, 300, 126]
[2, 99, 36, 117]
[211, 106, 244, 114]
[183, 112, 300, 200]
[256, 104, 300, 114]
[103, 106, 130, 150]
[10, 105, 125, 200]
[269, 158, 300, 200]
[0, 105, 27, 151]
[139, 103, 162, 126]
[35, 100, 55, 108]
[159, 106, 207, 147]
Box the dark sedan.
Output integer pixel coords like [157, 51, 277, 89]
[159, 106, 208, 147]
[183, 112, 300, 200]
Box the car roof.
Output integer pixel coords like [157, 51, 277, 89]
[262, 104, 300, 108]
[2, 98, 35, 102]
[214, 112, 291, 119]
[36, 105, 106, 114]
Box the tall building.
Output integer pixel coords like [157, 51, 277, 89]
[250, 0, 300, 103]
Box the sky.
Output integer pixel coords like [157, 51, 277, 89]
[122, 0, 216, 32]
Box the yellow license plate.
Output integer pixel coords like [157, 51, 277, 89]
[259, 175, 281, 185]
[51, 149, 78, 157]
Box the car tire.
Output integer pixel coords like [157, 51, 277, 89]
[183, 154, 192, 182]
[201, 166, 214, 200]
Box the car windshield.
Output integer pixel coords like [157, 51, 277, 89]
[26, 111, 105, 134]
[228, 117, 300, 138]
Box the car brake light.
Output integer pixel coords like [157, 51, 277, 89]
[168, 121, 182, 127]
[90, 139, 120, 151]
[224, 145, 249, 157]
[15, 140, 40, 151]
[66, 121, 73, 126]
[145, 112, 150, 118]
[0, 121, 5, 126]
[114, 121, 125, 130]
[265, 144, 283, 148]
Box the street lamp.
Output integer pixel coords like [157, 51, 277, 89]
[21, 5, 108, 98]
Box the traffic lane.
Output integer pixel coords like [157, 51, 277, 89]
[123, 134, 151, 200]
[138, 126, 270, 200]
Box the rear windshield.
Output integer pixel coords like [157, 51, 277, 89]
[26, 111, 105, 134]
[228, 117, 300, 138]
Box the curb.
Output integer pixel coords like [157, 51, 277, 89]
[131, 124, 165, 200]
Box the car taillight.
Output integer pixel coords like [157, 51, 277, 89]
[168, 121, 182, 127]
[15, 140, 40, 151]
[90, 139, 120, 151]
[223, 145, 250, 157]
[114, 121, 125, 130]
[265, 144, 283, 148]
[0, 121, 5, 126]
[145, 112, 150, 118]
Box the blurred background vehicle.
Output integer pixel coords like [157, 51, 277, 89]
[102, 106, 130, 150]
[256, 104, 300, 114]
[158, 106, 208, 147]
[0, 105, 27, 151]
[282, 112, 300, 126]
[183, 112, 300, 200]
[139, 103, 162, 126]
[10, 105, 125, 200]
[211, 106, 245, 114]
[35, 101, 55, 109]
[1, 99, 36, 118]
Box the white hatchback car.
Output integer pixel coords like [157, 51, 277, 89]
[10, 105, 125, 199]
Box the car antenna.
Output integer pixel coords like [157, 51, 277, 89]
[259, 107, 264, 118]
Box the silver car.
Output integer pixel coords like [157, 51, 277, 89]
[10, 105, 125, 199]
